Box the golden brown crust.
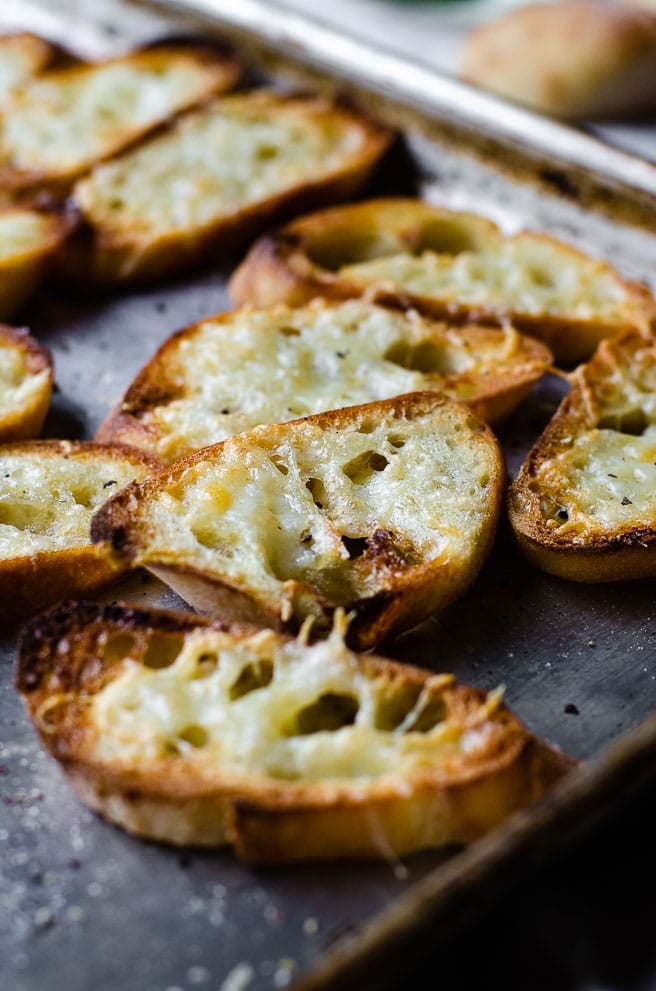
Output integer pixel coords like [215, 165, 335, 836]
[229, 198, 656, 365]
[16, 600, 575, 860]
[508, 329, 656, 581]
[0, 440, 161, 628]
[94, 300, 552, 463]
[0, 324, 53, 441]
[0, 43, 241, 197]
[460, 1, 656, 120]
[91, 392, 504, 650]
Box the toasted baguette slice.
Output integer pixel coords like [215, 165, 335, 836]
[0, 325, 53, 441]
[0, 33, 55, 104]
[0, 43, 240, 195]
[460, 2, 656, 120]
[0, 440, 160, 628]
[91, 393, 503, 650]
[96, 299, 552, 465]
[61, 91, 392, 286]
[0, 206, 75, 319]
[16, 600, 575, 860]
[508, 330, 656, 581]
[229, 198, 655, 365]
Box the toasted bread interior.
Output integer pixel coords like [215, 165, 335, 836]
[97, 300, 551, 464]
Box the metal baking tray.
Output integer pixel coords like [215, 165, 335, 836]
[2, 2, 656, 989]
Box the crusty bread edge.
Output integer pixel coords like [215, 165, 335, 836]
[0, 325, 53, 441]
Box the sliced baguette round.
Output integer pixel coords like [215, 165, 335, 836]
[460, 1, 656, 120]
[0, 440, 160, 628]
[0, 33, 56, 105]
[96, 299, 552, 464]
[16, 600, 575, 860]
[61, 91, 392, 286]
[508, 329, 656, 581]
[91, 392, 504, 650]
[0, 205, 75, 320]
[0, 42, 240, 196]
[229, 198, 656, 365]
[0, 325, 53, 441]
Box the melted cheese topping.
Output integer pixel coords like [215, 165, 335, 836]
[0, 210, 57, 260]
[0, 342, 48, 419]
[135, 403, 497, 606]
[539, 429, 656, 536]
[532, 337, 656, 538]
[340, 235, 633, 322]
[0, 53, 221, 175]
[92, 624, 496, 782]
[129, 301, 539, 463]
[78, 93, 369, 237]
[0, 449, 148, 556]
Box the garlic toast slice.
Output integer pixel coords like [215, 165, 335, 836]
[0, 325, 53, 441]
[91, 393, 503, 650]
[0, 43, 240, 195]
[63, 91, 392, 286]
[0, 33, 55, 104]
[0, 440, 160, 627]
[508, 330, 656, 581]
[229, 198, 655, 364]
[0, 206, 74, 319]
[16, 600, 574, 860]
[96, 299, 551, 465]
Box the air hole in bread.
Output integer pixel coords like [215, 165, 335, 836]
[341, 535, 368, 559]
[278, 325, 301, 338]
[384, 339, 453, 375]
[257, 144, 279, 160]
[598, 408, 648, 436]
[306, 230, 403, 270]
[191, 521, 219, 549]
[175, 724, 208, 749]
[191, 652, 218, 679]
[292, 691, 359, 735]
[414, 217, 486, 257]
[343, 450, 389, 484]
[0, 500, 50, 531]
[142, 633, 183, 669]
[388, 435, 405, 450]
[270, 455, 289, 475]
[528, 266, 556, 289]
[102, 633, 136, 664]
[229, 658, 274, 700]
[305, 476, 328, 509]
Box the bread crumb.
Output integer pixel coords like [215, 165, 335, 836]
[219, 963, 254, 991]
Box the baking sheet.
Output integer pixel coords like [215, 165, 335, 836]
[1, 3, 656, 990]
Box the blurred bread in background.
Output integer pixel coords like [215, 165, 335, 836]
[460, 1, 656, 120]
